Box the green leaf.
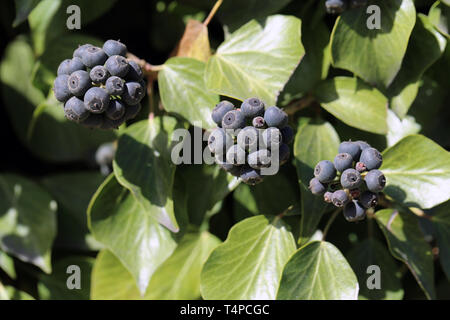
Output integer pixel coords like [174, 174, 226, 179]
[41, 172, 105, 250]
[13, 0, 40, 27]
[175, 164, 239, 226]
[233, 173, 299, 218]
[381, 134, 450, 209]
[0, 282, 8, 300]
[4, 286, 34, 300]
[315, 77, 388, 134]
[388, 14, 447, 118]
[347, 238, 404, 300]
[205, 15, 304, 106]
[217, 0, 292, 32]
[0, 38, 116, 162]
[28, 94, 117, 162]
[386, 109, 421, 147]
[113, 117, 183, 232]
[145, 232, 221, 299]
[277, 241, 359, 300]
[91, 250, 143, 300]
[91, 233, 218, 300]
[0, 174, 57, 273]
[375, 209, 435, 299]
[331, 0, 416, 87]
[38, 256, 94, 300]
[29, 0, 118, 56]
[88, 174, 177, 295]
[430, 201, 450, 281]
[200, 215, 296, 300]
[159, 57, 219, 129]
[429, 1, 450, 38]
[0, 251, 16, 279]
[281, 17, 331, 104]
[294, 119, 340, 245]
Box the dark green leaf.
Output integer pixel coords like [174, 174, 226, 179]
[429, 1, 450, 38]
[375, 209, 435, 299]
[0, 174, 57, 273]
[430, 201, 450, 281]
[233, 172, 299, 218]
[347, 238, 404, 300]
[38, 256, 94, 300]
[331, 0, 416, 87]
[217, 0, 292, 32]
[176, 164, 239, 226]
[294, 119, 340, 245]
[113, 117, 183, 232]
[13, 0, 40, 27]
[315, 77, 388, 134]
[388, 14, 447, 118]
[41, 172, 105, 251]
[29, 0, 118, 56]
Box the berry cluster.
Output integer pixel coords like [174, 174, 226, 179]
[309, 141, 386, 222]
[53, 40, 146, 130]
[209, 98, 293, 186]
[325, 0, 368, 15]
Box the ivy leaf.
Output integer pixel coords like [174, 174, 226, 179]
[146, 232, 221, 299]
[331, 0, 416, 87]
[281, 18, 331, 104]
[0, 251, 16, 279]
[38, 256, 94, 300]
[0, 174, 57, 273]
[205, 15, 304, 106]
[200, 215, 296, 300]
[0, 282, 8, 300]
[277, 241, 359, 300]
[91, 250, 143, 300]
[381, 134, 450, 209]
[388, 14, 447, 118]
[386, 109, 421, 147]
[217, 0, 292, 32]
[315, 77, 388, 135]
[233, 173, 299, 218]
[87, 174, 177, 295]
[375, 209, 435, 299]
[29, 0, 118, 56]
[113, 117, 183, 232]
[41, 172, 105, 251]
[294, 119, 340, 245]
[429, 1, 450, 38]
[92, 232, 220, 300]
[430, 201, 450, 281]
[159, 57, 219, 129]
[12, 0, 40, 27]
[347, 238, 404, 300]
[4, 286, 34, 300]
[175, 164, 239, 226]
[173, 19, 211, 62]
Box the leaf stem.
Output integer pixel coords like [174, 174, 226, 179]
[203, 0, 223, 27]
[284, 94, 316, 115]
[322, 208, 342, 241]
[126, 53, 164, 76]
